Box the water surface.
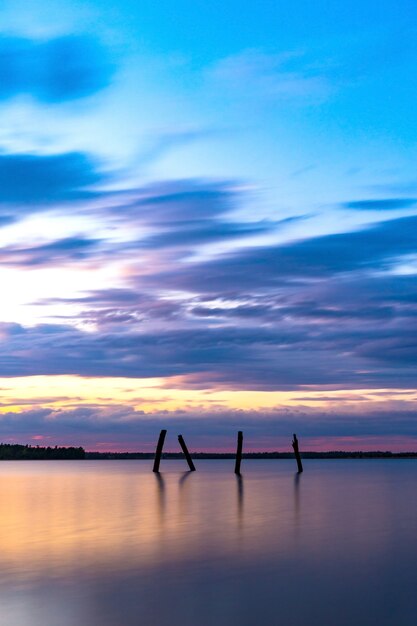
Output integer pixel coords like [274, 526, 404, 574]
[0, 459, 416, 625]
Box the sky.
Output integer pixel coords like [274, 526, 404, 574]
[0, 0, 416, 451]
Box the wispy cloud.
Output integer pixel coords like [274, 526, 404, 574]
[344, 198, 417, 211]
[206, 49, 332, 104]
[0, 236, 103, 267]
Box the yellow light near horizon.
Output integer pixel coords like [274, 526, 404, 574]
[0, 375, 415, 415]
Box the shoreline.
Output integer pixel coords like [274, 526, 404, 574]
[85, 451, 417, 460]
[2, 443, 417, 460]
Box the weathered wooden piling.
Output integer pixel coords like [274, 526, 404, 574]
[178, 434, 196, 471]
[153, 429, 167, 472]
[234, 430, 243, 475]
[292, 433, 303, 473]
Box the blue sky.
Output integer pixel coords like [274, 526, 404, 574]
[0, 0, 416, 450]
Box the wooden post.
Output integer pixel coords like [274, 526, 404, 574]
[153, 429, 167, 472]
[234, 430, 243, 475]
[292, 433, 303, 473]
[178, 434, 196, 471]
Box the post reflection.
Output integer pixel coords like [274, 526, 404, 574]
[236, 473, 244, 529]
[293, 471, 301, 534]
[179, 471, 193, 488]
[178, 470, 193, 515]
[154, 471, 166, 523]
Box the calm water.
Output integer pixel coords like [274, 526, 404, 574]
[0, 459, 416, 625]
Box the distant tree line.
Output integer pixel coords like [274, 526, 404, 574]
[0, 443, 85, 460]
[0, 446, 414, 461]
[85, 450, 417, 460]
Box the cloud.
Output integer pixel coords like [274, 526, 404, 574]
[20, 202, 416, 390]
[206, 49, 331, 103]
[102, 179, 289, 250]
[344, 198, 417, 211]
[114, 180, 236, 224]
[145, 213, 417, 292]
[0, 167, 415, 392]
[0, 34, 113, 102]
[41, 288, 184, 326]
[0, 236, 102, 267]
[1, 404, 417, 451]
[140, 219, 273, 249]
[0, 323, 304, 382]
[0, 151, 103, 211]
[0, 310, 416, 390]
[132, 127, 222, 171]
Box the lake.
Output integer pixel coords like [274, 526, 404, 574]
[0, 459, 416, 625]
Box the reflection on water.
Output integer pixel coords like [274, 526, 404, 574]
[294, 470, 301, 529]
[0, 460, 417, 625]
[236, 473, 244, 526]
[154, 470, 166, 521]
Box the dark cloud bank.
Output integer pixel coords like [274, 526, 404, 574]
[1, 405, 417, 451]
